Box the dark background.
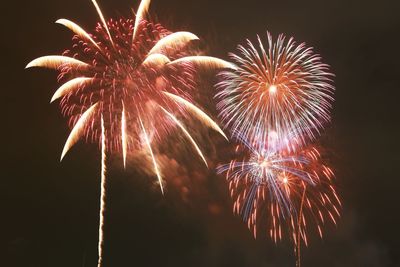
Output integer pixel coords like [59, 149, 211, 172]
[2, 0, 400, 266]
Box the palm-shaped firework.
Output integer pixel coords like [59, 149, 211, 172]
[26, 0, 234, 265]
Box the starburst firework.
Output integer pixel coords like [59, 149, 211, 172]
[216, 32, 334, 149]
[217, 132, 341, 244]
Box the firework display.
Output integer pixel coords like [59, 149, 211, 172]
[26, 0, 341, 265]
[26, 0, 233, 266]
[216, 33, 339, 264]
[217, 132, 340, 242]
[27, 0, 233, 184]
[216, 32, 334, 149]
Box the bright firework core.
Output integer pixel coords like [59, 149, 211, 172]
[250, 151, 282, 184]
[254, 153, 290, 185]
[268, 84, 277, 94]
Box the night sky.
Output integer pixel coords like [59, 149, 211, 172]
[3, 0, 400, 266]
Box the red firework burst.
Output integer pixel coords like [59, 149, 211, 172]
[26, 0, 233, 176]
[58, 17, 197, 152]
[26, 1, 234, 266]
[217, 133, 341, 245]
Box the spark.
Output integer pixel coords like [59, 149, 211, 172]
[139, 115, 164, 195]
[55, 19, 100, 49]
[163, 91, 228, 140]
[148, 31, 200, 55]
[51, 77, 93, 103]
[169, 56, 237, 70]
[91, 0, 114, 45]
[133, 0, 151, 41]
[60, 103, 98, 161]
[26, 55, 89, 69]
[160, 106, 208, 167]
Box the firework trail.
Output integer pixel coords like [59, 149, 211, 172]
[98, 115, 106, 267]
[217, 132, 341, 244]
[26, 0, 234, 265]
[216, 32, 334, 150]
